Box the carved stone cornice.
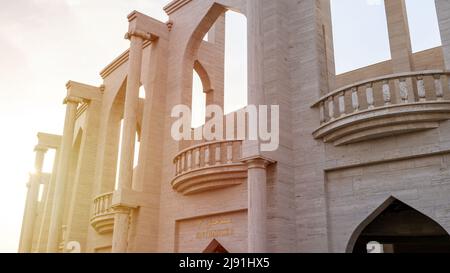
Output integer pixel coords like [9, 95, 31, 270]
[124, 30, 157, 42]
[37, 132, 62, 150]
[63, 96, 84, 105]
[34, 145, 48, 153]
[111, 205, 132, 215]
[164, 0, 192, 15]
[241, 156, 275, 170]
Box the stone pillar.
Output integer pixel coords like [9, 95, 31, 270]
[385, 0, 414, 72]
[111, 207, 131, 252]
[384, 0, 416, 101]
[117, 32, 145, 191]
[247, 0, 265, 107]
[243, 0, 265, 159]
[111, 30, 152, 253]
[435, 0, 450, 70]
[245, 157, 272, 253]
[19, 145, 47, 253]
[46, 97, 81, 252]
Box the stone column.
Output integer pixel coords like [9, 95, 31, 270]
[247, 0, 265, 107]
[46, 96, 82, 252]
[435, 0, 450, 70]
[111, 207, 131, 252]
[19, 145, 47, 253]
[243, 0, 265, 159]
[384, 0, 416, 101]
[111, 30, 152, 253]
[245, 157, 272, 253]
[244, 0, 272, 253]
[117, 31, 145, 191]
[385, 0, 414, 72]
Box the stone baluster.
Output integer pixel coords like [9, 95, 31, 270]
[177, 156, 181, 175]
[204, 145, 210, 167]
[181, 153, 186, 173]
[434, 74, 444, 100]
[107, 195, 111, 213]
[319, 102, 326, 124]
[399, 78, 409, 103]
[187, 151, 192, 171]
[195, 148, 200, 168]
[99, 197, 103, 214]
[366, 83, 375, 109]
[215, 144, 221, 165]
[227, 142, 233, 164]
[338, 92, 346, 117]
[100, 196, 104, 214]
[328, 97, 335, 120]
[174, 158, 178, 176]
[382, 80, 391, 106]
[351, 87, 359, 112]
[417, 76, 426, 102]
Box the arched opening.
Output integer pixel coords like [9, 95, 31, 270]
[114, 121, 141, 190]
[203, 239, 229, 253]
[191, 69, 206, 128]
[224, 10, 247, 114]
[184, 3, 248, 131]
[348, 198, 450, 253]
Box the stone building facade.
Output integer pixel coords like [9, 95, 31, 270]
[18, 0, 450, 253]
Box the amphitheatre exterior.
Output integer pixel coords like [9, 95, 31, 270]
[19, 0, 450, 253]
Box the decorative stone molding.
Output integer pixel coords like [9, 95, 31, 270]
[311, 70, 450, 146]
[34, 145, 48, 153]
[166, 20, 174, 31]
[37, 132, 61, 150]
[242, 156, 275, 170]
[164, 0, 192, 15]
[63, 96, 84, 105]
[66, 80, 103, 101]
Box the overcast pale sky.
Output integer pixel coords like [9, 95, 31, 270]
[0, 0, 442, 252]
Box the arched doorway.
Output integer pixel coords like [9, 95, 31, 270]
[348, 198, 450, 253]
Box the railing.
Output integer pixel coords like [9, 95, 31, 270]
[172, 140, 246, 195]
[92, 192, 113, 218]
[312, 70, 450, 125]
[90, 192, 114, 234]
[174, 140, 243, 177]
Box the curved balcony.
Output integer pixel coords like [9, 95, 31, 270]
[312, 70, 450, 146]
[172, 140, 246, 195]
[90, 192, 114, 234]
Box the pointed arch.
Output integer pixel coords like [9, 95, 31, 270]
[346, 196, 450, 253]
[194, 60, 213, 93]
[184, 4, 228, 60]
[203, 239, 229, 253]
[346, 196, 396, 253]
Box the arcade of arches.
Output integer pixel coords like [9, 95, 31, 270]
[18, 0, 450, 253]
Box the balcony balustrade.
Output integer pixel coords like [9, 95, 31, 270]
[90, 192, 114, 234]
[312, 70, 450, 146]
[172, 140, 247, 195]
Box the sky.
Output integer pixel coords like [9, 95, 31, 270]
[0, 0, 442, 252]
[331, 0, 442, 73]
